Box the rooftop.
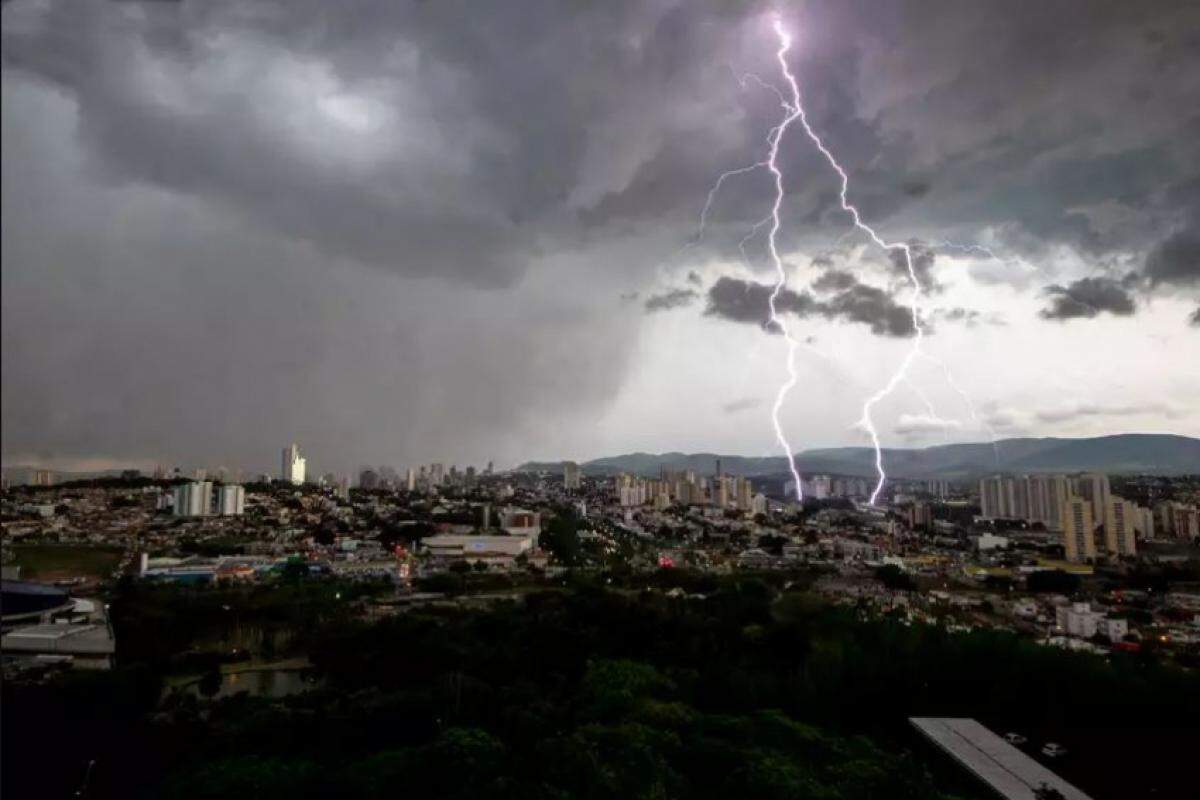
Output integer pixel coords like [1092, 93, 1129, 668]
[910, 717, 1092, 800]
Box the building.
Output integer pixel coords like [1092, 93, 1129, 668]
[563, 461, 581, 491]
[281, 443, 306, 485]
[1055, 602, 1100, 638]
[173, 481, 213, 517]
[499, 508, 541, 539]
[1061, 494, 1095, 563]
[217, 484, 245, 516]
[1103, 496, 1138, 558]
[906, 503, 933, 531]
[1072, 473, 1110, 529]
[421, 534, 534, 568]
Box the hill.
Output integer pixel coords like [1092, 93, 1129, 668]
[517, 434, 1200, 479]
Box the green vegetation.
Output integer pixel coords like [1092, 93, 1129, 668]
[9, 544, 124, 580]
[5, 579, 1198, 799]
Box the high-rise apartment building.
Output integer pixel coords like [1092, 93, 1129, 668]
[1072, 473, 1110, 529]
[173, 481, 213, 517]
[1104, 496, 1138, 558]
[1061, 495, 1095, 563]
[217, 484, 245, 516]
[281, 443, 306, 485]
[563, 461, 581, 491]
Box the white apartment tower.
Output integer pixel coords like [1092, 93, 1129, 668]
[173, 481, 213, 517]
[282, 443, 306, 485]
[217, 484, 246, 516]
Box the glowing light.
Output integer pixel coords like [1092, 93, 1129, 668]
[771, 15, 923, 505]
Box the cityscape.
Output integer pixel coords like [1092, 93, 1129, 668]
[4, 2, 1200, 800]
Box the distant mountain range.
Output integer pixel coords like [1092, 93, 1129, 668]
[517, 434, 1200, 480]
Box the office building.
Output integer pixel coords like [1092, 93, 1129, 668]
[281, 443, 306, 485]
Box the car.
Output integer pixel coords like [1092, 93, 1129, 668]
[1004, 733, 1028, 746]
[1041, 742, 1067, 758]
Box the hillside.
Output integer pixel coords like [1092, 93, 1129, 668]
[517, 434, 1200, 479]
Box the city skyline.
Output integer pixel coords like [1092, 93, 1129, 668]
[4, 1, 1200, 475]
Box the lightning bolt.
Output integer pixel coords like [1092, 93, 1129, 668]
[767, 17, 928, 505]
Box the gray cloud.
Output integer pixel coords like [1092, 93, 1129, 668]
[720, 397, 761, 414]
[705, 275, 916, 338]
[2, 0, 1198, 471]
[811, 269, 857, 292]
[1145, 228, 1200, 286]
[704, 276, 819, 330]
[1039, 277, 1137, 320]
[644, 288, 698, 313]
[819, 282, 918, 337]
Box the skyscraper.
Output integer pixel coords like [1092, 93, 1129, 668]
[281, 443, 306, 485]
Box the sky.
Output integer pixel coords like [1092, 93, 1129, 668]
[2, 0, 1199, 477]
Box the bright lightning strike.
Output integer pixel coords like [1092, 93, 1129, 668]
[771, 15, 925, 506]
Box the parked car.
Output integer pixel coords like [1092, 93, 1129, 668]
[1041, 742, 1067, 758]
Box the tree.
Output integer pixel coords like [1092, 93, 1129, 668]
[198, 667, 222, 699]
[875, 564, 916, 591]
[1026, 569, 1081, 594]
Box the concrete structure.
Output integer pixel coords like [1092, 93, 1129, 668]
[910, 718, 1092, 800]
[282, 443, 306, 485]
[217, 484, 246, 516]
[1, 623, 116, 669]
[563, 461, 581, 491]
[1056, 602, 1100, 638]
[1061, 495, 1095, 563]
[499, 508, 540, 539]
[1072, 473, 1110, 530]
[173, 481, 213, 517]
[421, 533, 534, 567]
[1103, 496, 1138, 558]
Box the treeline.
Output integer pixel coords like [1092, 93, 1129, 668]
[6, 579, 1198, 798]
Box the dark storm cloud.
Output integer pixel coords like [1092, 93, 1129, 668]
[1145, 228, 1200, 286]
[704, 276, 818, 329]
[644, 288, 698, 313]
[819, 282, 917, 338]
[705, 275, 916, 337]
[811, 269, 857, 292]
[3, 0, 1200, 470]
[1039, 277, 1137, 320]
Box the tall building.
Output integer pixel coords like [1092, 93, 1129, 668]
[281, 443, 306, 485]
[173, 481, 213, 517]
[563, 461, 581, 491]
[1072, 473, 1110, 528]
[1103, 497, 1138, 558]
[1061, 495, 1096, 563]
[217, 484, 245, 516]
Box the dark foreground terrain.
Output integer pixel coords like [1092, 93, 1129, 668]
[4, 575, 1197, 799]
